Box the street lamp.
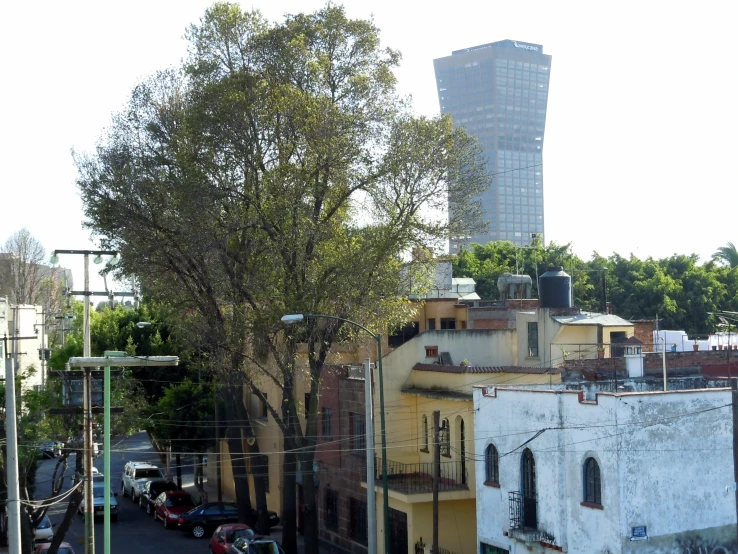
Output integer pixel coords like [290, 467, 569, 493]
[280, 313, 389, 554]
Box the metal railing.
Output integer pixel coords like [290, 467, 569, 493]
[376, 458, 468, 494]
[509, 491, 537, 530]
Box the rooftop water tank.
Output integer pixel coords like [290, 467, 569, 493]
[538, 266, 572, 308]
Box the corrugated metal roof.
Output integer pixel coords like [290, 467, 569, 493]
[412, 362, 559, 375]
[552, 312, 633, 327]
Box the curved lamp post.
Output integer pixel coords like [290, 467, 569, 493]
[281, 313, 389, 554]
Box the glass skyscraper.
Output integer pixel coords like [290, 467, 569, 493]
[434, 40, 551, 250]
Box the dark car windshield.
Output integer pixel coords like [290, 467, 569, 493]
[135, 469, 162, 479]
[227, 529, 252, 542]
[93, 486, 113, 498]
[167, 496, 196, 508]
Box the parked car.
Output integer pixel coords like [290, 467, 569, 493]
[39, 441, 59, 459]
[209, 524, 252, 554]
[121, 461, 164, 501]
[139, 479, 179, 516]
[35, 542, 75, 554]
[78, 483, 118, 522]
[177, 502, 240, 538]
[229, 534, 285, 554]
[251, 509, 280, 532]
[33, 515, 54, 542]
[154, 491, 198, 529]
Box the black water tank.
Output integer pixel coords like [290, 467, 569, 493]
[538, 266, 572, 308]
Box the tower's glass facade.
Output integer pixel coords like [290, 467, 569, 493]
[433, 40, 551, 250]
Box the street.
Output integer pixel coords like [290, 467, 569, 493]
[35, 432, 210, 554]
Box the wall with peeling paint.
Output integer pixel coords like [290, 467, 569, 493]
[473, 386, 734, 553]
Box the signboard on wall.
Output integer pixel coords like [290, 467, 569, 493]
[631, 526, 648, 541]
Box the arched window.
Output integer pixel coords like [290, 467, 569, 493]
[441, 418, 451, 456]
[421, 415, 429, 452]
[485, 444, 499, 484]
[583, 457, 602, 505]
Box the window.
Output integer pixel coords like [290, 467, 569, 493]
[527, 322, 539, 357]
[440, 318, 456, 330]
[441, 418, 450, 456]
[421, 415, 429, 452]
[349, 498, 368, 545]
[480, 543, 509, 554]
[583, 457, 602, 506]
[323, 408, 333, 437]
[485, 444, 499, 485]
[425, 346, 438, 358]
[427, 318, 436, 330]
[325, 489, 339, 531]
[351, 413, 366, 452]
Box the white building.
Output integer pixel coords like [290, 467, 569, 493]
[1, 299, 47, 392]
[473, 385, 735, 553]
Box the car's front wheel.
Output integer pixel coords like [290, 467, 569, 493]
[121, 483, 126, 497]
[192, 524, 206, 538]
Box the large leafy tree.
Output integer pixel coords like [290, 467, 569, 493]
[74, 4, 489, 553]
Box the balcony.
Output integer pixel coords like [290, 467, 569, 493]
[375, 458, 468, 494]
[508, 491, 558, 546]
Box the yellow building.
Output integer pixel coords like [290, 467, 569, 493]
[369, 329, 561, 554]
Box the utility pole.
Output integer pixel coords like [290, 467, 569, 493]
[364, 359, 377, 554]
[214, 385, 222, 501]
[82, 254, 95, 554]
[432, 411, 440, 554]
[4, 339, 21, 554]
[4, 332, 41, 554]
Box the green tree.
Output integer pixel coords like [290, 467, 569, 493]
[74, 4, 489, 553]
[713, 242, 738, 268]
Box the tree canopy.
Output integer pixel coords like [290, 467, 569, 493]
[452, 240, 738, 334]
[74, 4, 490, 553]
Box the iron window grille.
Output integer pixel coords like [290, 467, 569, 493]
[325, 489, 339, 531]
[349, 498, 368, 545]
[584, 457, 602, 505]
[485, 444, 499, 484]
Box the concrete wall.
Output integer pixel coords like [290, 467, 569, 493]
[473, 386, 734, 554]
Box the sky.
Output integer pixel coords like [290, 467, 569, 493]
[1, 0, 736, 294]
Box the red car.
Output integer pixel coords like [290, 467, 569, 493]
[154, 490, 198, 529]
[209, 524, 253, 554]
[35, 542, 75, 554]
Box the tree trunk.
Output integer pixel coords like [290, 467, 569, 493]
[248, 442, 270, 534]
[225, 386, 253, 526]
[48, 451, 84, 554]
[300, 454, 319, 554]
[281, 444, 298, 554]
[176, 453, 182, 489]
[231, 386, 269, 534]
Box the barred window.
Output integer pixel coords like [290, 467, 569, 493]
[325, 489, 339, 531]
[485, 444, 499, 484]
[349, 498, 368, 545]
[584, 457, 602, 505]
[351, 413, 366, 452]
[421, 415, 429, 452]
[322, 408, 333, 438]
[527, 322, 539, 357]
